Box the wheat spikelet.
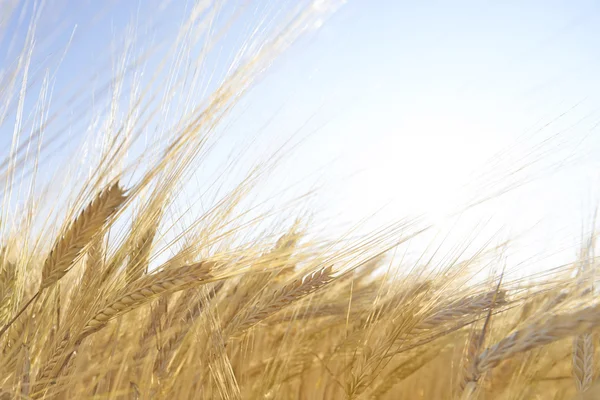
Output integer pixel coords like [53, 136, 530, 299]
[32, 334, 71, 397]
[129, 294, 170, 392]
[226, 266, 335, 337]
[543, 291, 569, 313]
[572, 231, 595, 395]
[267, 303, 348, 324]
[477, 302, 600, 375]
[573, 333, 594, 392]
[205, 313, 242, 400]
[416, 290, 507, 331]
[0, 261, 16, 324]
[81, 261, 214, 337]
[5, 312, 25, 349]
[40, 182, 127, 290]
[130, 381, 141, 400]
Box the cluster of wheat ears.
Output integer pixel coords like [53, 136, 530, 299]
[0, 1, 598, 399]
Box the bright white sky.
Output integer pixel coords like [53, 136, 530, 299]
[244, 0, 600, 274]
[2, 0, 600, 275]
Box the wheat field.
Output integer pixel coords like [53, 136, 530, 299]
[0, 1, 597, 399]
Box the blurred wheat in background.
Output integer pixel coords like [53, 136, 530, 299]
[0, 0, 599, 399]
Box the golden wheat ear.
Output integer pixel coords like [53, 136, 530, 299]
[226, 265, 335, 337]
[32, 261, 218, 392]
[40, 182, 127, 290]
[0, 182, 127, 339]
[80, 261, 215, 337]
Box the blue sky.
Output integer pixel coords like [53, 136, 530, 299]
[2, 0, 600, 274]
